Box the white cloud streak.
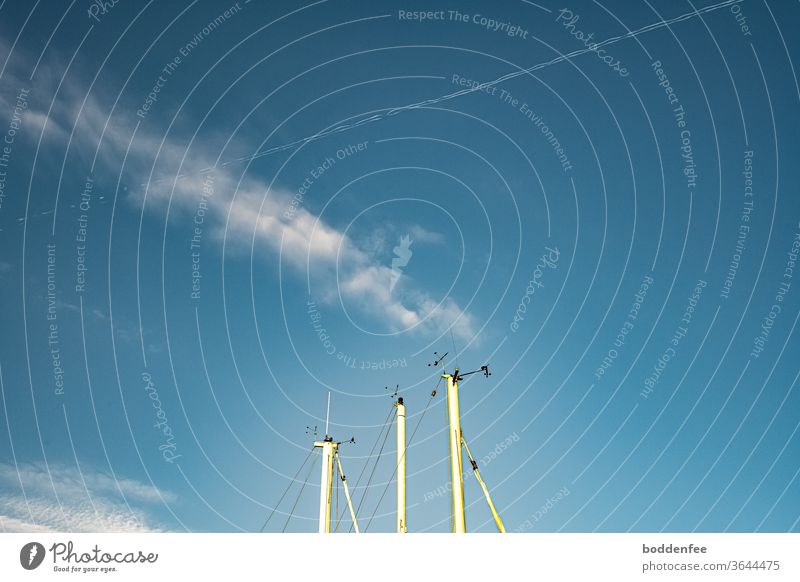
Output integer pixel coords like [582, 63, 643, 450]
[17, 48, 476, 341]
[0, 462, 174, 533]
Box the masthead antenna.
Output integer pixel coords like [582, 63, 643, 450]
[325, 392, 331, 437]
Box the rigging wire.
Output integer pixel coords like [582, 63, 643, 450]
[333, 403, 395, 530]
[350, 406, 396, 532]
[334, 456, 340, 533]
[334, 473, 342, 533]
[258, 447, 315, 533]
[364, 386, 438, 532]
[450, 328, 459, 372]
[281, 449, 319, 533]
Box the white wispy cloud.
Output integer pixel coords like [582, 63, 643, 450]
[408, 224, 446, 245]
[118, 136, 476, 339]
[0, 462, 175, 533]
[212, 179, 475, 339]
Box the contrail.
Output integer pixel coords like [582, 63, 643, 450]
[154, 0, 741, 183]
[216, 0, 741, 167]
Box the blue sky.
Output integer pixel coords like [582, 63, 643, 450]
[1, 0, 799, 533]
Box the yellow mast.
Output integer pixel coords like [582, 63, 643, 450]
[314, 393, 360, 533]
[444, 371, 466, 533]
[396, 397, 407, 533]
[314, 437, 337, 533]
[440, 362, 506, 533]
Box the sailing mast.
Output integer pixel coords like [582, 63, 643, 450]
[443, 371, 466, 533]
[307, 361, 504, 534]
[315, 435, 336, 533]
[440, 362, 505, 533]
[395, 396, 407, 533]
[314, 393, 359, 533]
